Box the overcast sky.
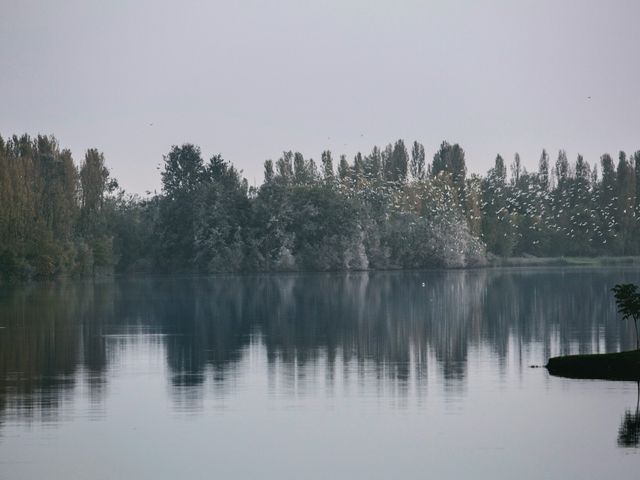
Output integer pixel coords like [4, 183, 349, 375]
[1, 0, 639, 194]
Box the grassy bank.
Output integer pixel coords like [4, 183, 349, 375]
[546, 350, 640, 381]
[488, 256, 640, 268]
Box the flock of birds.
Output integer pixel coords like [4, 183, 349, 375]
[477, 178, 635, 247]
[333, 169, 637, 261]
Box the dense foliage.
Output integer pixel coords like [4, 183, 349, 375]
[1, 133, 640, 280]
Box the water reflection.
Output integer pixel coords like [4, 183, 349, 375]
[0, 268, 639, 431]
[618, 382, 640, 448]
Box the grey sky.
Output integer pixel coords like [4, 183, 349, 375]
[1, 0, 639, 194]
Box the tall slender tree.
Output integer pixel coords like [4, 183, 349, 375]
[410, 141, 426, 180]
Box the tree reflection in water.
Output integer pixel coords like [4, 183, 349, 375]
[0, 268, 639, 432]
[618, 382, 640, 448]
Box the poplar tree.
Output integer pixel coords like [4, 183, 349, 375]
[538, 149, 549, 190]
[410, 141, 426, 180]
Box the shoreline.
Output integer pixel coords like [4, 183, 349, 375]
[2, 256, 640, 285]
[546, 350, 640, 381]
[485, 255, 640, 268]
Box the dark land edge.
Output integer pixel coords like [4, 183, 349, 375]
[546, 350, 640, 381]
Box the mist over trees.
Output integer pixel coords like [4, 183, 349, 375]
[1, 133, 640, 281]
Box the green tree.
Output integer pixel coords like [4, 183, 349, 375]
[353, 152, 365, 181]
[263, 159, 274, 183]
[598, 153, 618, 251]
[293, 152, 308, 184]
[79, 148, 117, 268]
[194, 154, 250, 272]
[612, 284, 640, 350]
[481, 154, 514, 255]
[555, 149, 570, 188]
[276, 151, 293, 180]
[569, 154, 594, 254]
[432, 141, 466, 202]
[510, 153, 521, 186]
[538, 149, 549, 191]
[410, 141, 426, 180]
[321, 150, 334, 183]
[158, 144, 205, 269]
[390, 139, 409, 183]
[338, 154, 350, 182]
[365, 146, 382, 180]
[616, 151, 636, 253]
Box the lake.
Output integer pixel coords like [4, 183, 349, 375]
[1, 268, 639, 479]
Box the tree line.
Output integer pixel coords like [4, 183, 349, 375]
[1, 133, 639, 280]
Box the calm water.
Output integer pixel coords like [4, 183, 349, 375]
[1, 268, 639, 479]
